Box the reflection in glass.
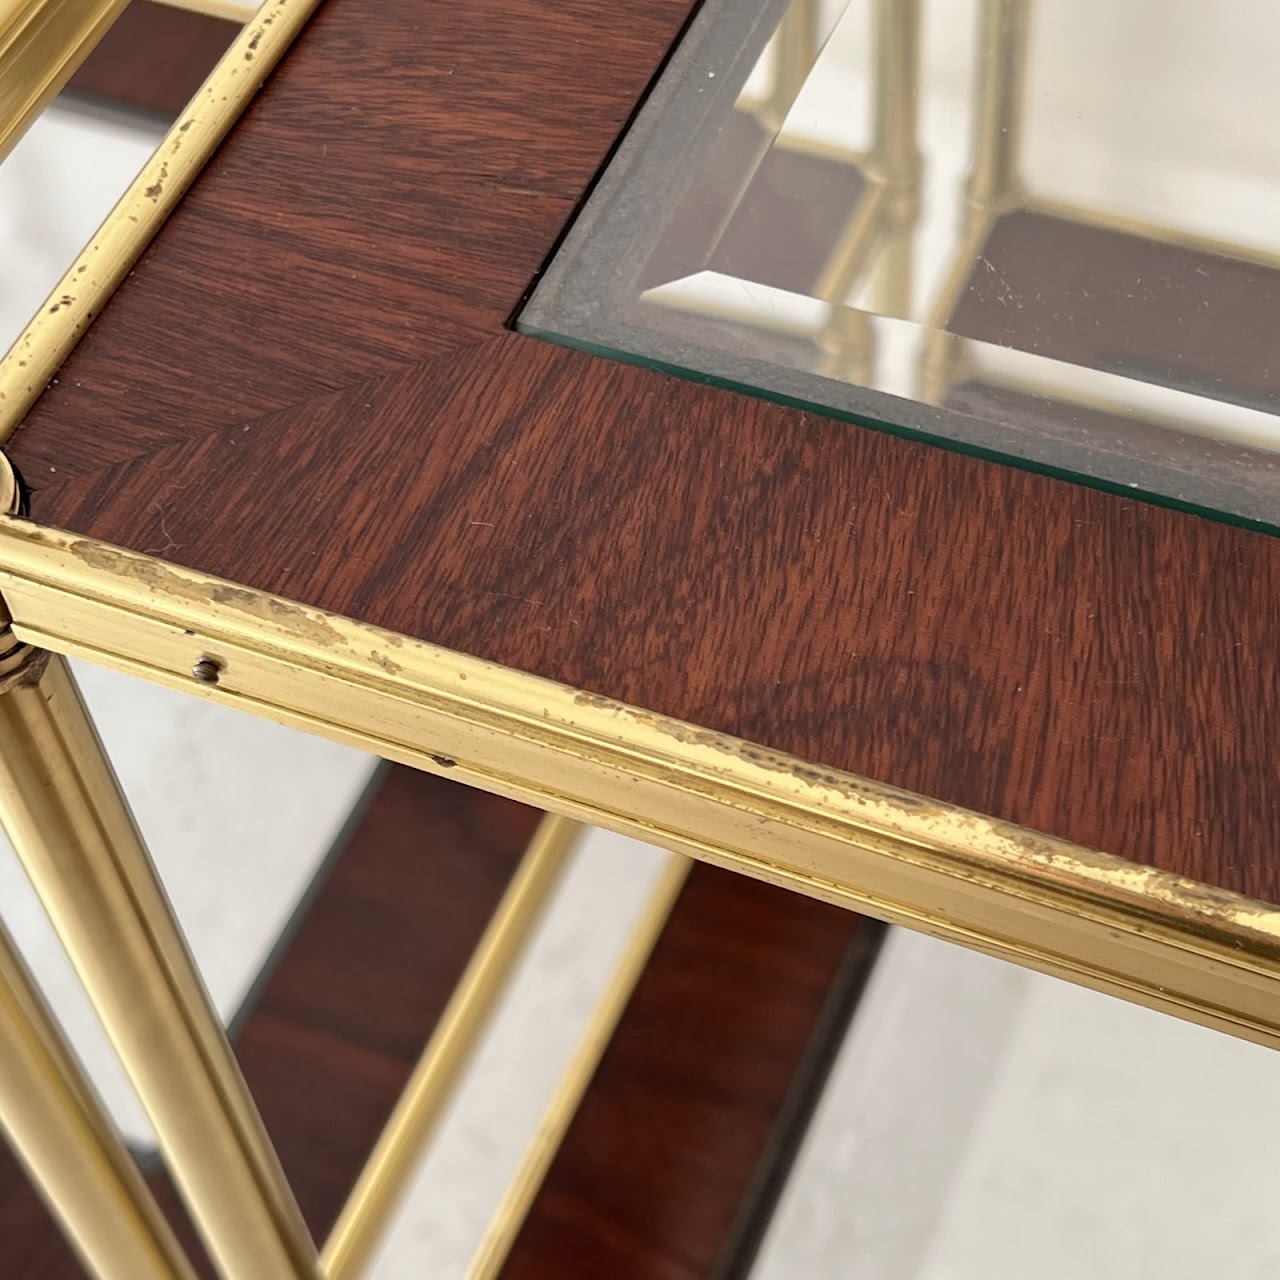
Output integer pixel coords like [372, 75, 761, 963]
[522, 0, 1280, 527]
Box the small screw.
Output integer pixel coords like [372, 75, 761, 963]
[191, 657, 222, 685]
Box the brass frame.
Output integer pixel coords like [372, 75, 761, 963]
[322, 813, 582, 1280]
[0, 647, 322, 1280]
[0, 0, 320, 435]
[3, 1, 1280, 1276]
[3, 521, 1280, 1050]
[0, 916, 197, 1280]
[321, 822, 688, 1280]
[0, 0, 133, 165]
[466, 853, 691, 1279]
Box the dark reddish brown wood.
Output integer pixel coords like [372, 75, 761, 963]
[10, 0, 1280, 904]
[0, 1145, 82, 1278]
[502, 867, 880, 1280]
[66, 1, 238, 121]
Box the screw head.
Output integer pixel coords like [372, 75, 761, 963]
[191, 657, 222, 685]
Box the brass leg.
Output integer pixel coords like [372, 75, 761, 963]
[0, 646, 320, 1279]
[868, 0, 922, 318]
[0, 0, 132, 165]
[467, 853, 692, 1279]
[322, 812, 582, 1280]
[0, 916, 195, 1280]
[967, 0, 1030, 215]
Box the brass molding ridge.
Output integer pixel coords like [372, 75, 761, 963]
[0, 0, 322, 440]
[0, 0, 132, 166]
[2, 518, 1280, 1046]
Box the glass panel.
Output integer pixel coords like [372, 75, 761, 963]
[520, 0, 1280, 529]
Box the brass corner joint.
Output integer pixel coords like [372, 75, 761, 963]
[0, 453, 46, 693]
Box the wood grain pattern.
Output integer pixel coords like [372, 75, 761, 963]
[9, 0, 1280, 904]
[66, 1, 238, 121]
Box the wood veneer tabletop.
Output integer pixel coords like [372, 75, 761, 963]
[8, 0, 1280, 904]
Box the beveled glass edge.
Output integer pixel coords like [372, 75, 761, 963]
[518, 0, 1280, 536]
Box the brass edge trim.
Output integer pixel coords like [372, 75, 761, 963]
[466, 853, 692, 1280]
[321, 814, 582, 1280]
[2, 521, 1280, 1046]
[0, 0, 321, 438]
[0, 0, 132, 166]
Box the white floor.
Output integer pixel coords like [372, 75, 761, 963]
[5, 95, 1280, 1280]
[755, 934, 1280, 1280]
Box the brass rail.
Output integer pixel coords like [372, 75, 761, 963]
[0, 0, 131, 165]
